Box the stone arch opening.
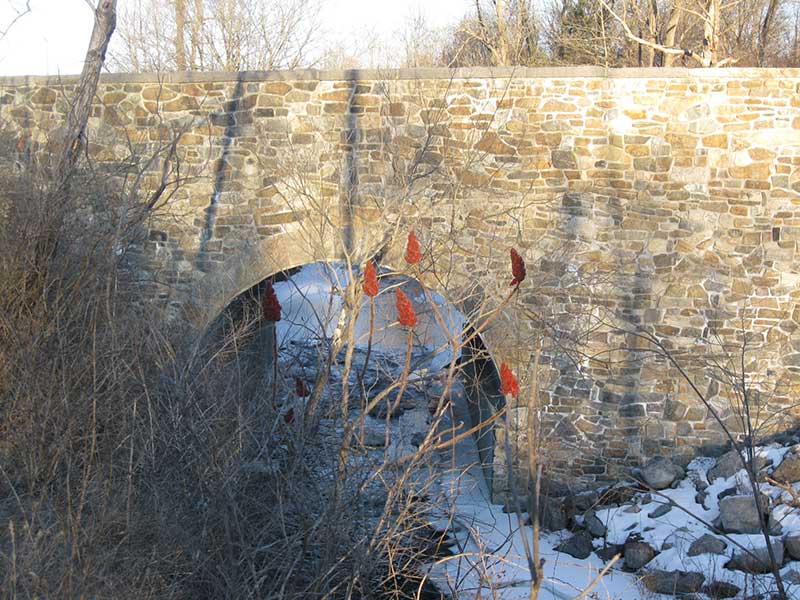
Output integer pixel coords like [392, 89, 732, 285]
[201, 254, 507, 496]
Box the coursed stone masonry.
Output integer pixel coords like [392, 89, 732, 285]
[1, 66, 799, 492]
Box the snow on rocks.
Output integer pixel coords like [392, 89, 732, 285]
[531, 444, 800, 598]
[419, 437, 800, 599]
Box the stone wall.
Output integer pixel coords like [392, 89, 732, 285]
[1, 66, 799, 490]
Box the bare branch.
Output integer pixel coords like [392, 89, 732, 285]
[0, 0, 31, 41]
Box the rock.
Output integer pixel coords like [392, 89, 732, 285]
[410, 432, 426, 447]
[785, 534, 800, 560]
[360, 418, 389, 446]
[640, 457, 685, 490]
[368, 400, 403, 419]
[386, 440, 415, 462]
[768, 511, 784, 536]
[719, 495, 768, 534]
[624, 539, 656, 570]
[502, 499, 527, 514]
[708, 449, 768, 482]
[648, 503, 672, 518]
[725, 539, 784, 574]
[704, 581, 741, 599]
[771, 454, 800, 484]
[784, 569, 800, 585]
[687, 534, 727, 556]
[595, 543, 623, 561]
[572, 490, 599, 512]
[584, 509, 607, 538]
[556, 532, 593, 559]
[398, 408, 429, 436]
[642, 570, 705, 594]
[538, 495, 568, 532]
[696, 491, 708, 508]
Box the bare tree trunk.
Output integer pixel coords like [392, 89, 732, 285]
[701, 0, 720, 66]
[662, 3, 681, 66]
[175, 0, 187, 70]
[495, 0, 510, 64]
[758, 0, 779, 66]
[518, 0, 537, 61]
[191, 0, 203, 69]
[56, 0, 117, 187]
[647, 0, 658, 66]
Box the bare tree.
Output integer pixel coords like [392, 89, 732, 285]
[56, 0, 117, 187]
[110, 0, 320, 72]
[445, 0, 545, 66]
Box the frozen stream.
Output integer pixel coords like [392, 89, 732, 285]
[274, 263, 464, 374]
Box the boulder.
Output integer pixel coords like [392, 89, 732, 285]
[536, 495, 568, 532]
[648, 503, 672, 518]
[688, 534, 727, 557]
[595, 543, 623, 561]
[708, 449, 769, 482]
[640, 457, 685, 490]
[785, 533, 800, 560]
[583, 509, 607, 538]
[768, 511, 784, 536]
[784, 569, 800, 585]
[360, 418, 389, 446]
[572, 490, 600, 512]
[398, 408, 429, 437]
[501, 498, 527, 514]
[642, 570, 705, 594]
[771, 454, 800, 484]
[704, 581, 741, 599]
[725, 539, 784, 574]
[624, 539, 656, 570]
[719, 495, 768, 534]
[410, 432, 426, 447]
[556, 532, 593, 559]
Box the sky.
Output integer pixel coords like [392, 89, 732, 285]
[0, 0, 469, 76]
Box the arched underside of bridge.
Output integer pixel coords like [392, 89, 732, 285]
[192, 226, 512, 497]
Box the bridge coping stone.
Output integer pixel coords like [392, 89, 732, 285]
[1, 66, 800, 86]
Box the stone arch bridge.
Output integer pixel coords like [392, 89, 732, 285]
[2, 66, 800, 489]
